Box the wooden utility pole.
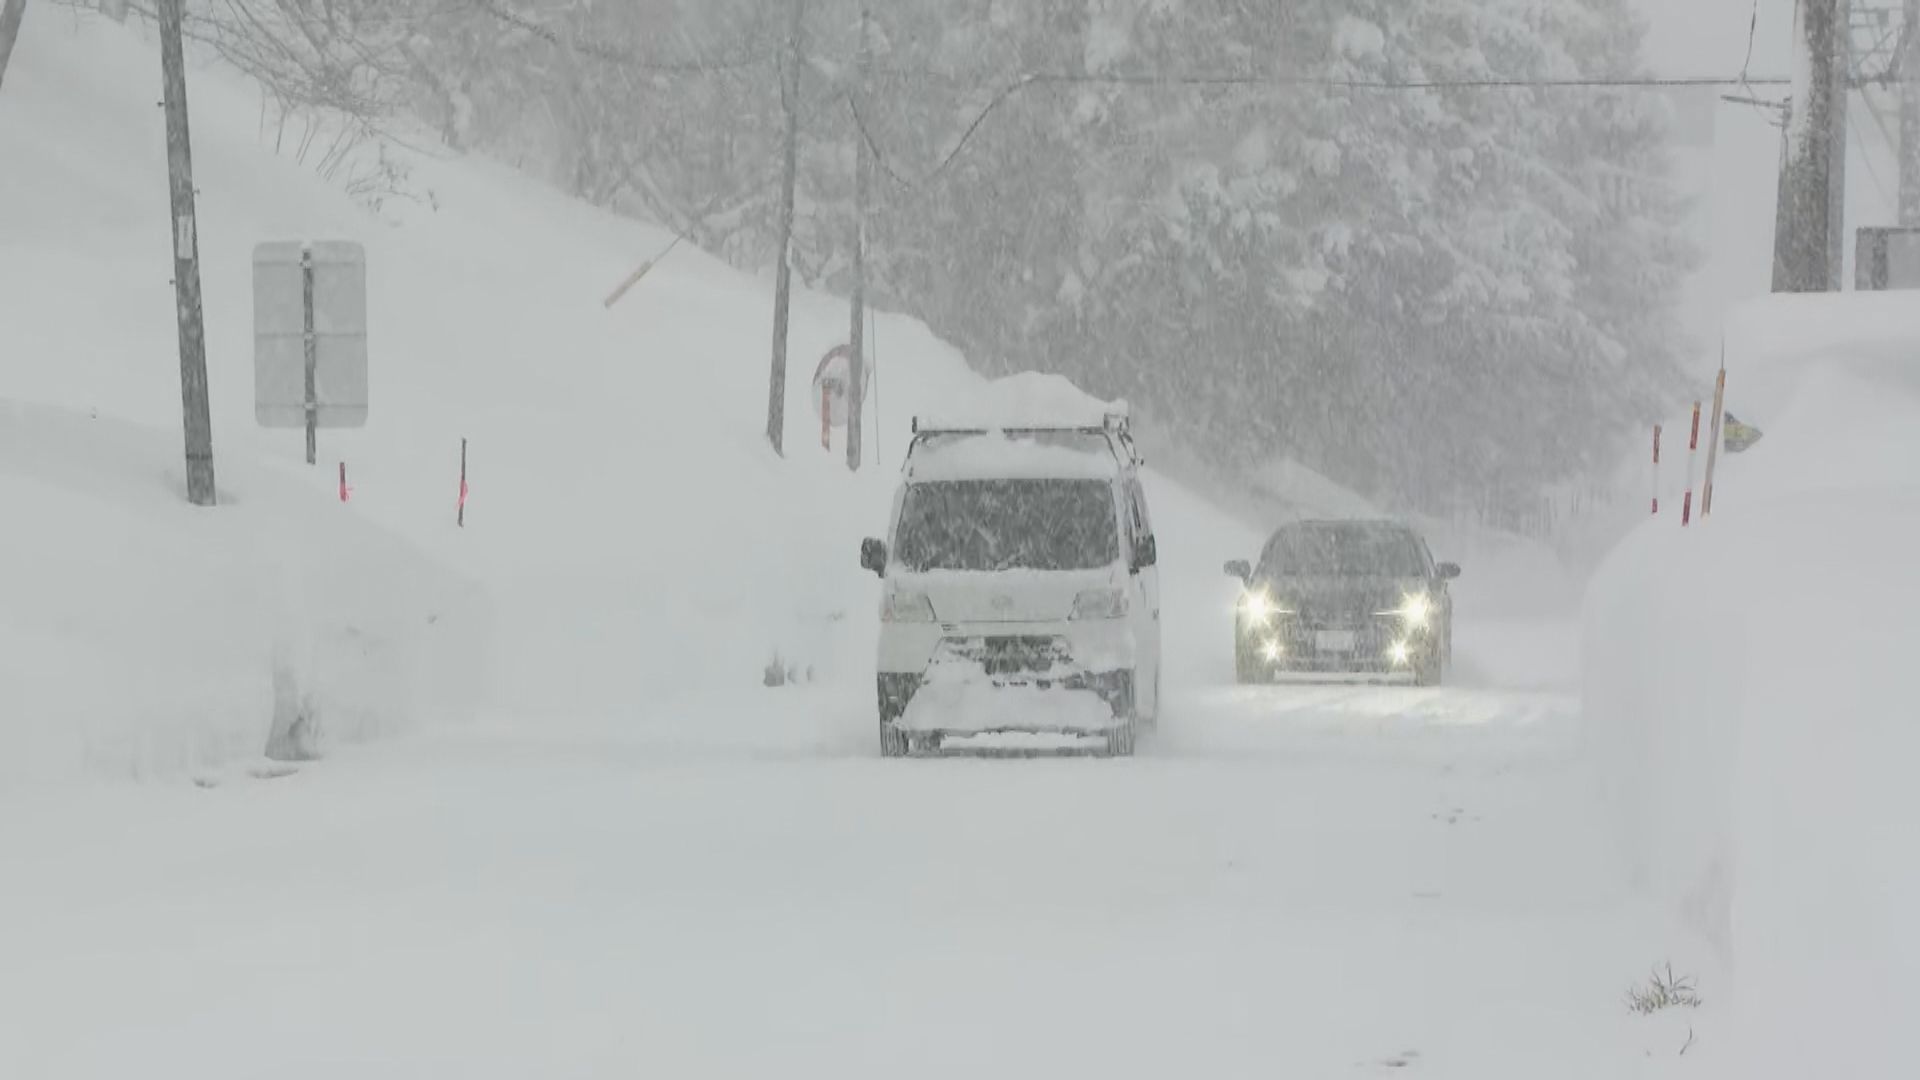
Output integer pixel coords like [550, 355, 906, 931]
[765, 0, 806, 456]
[1775, 0, 1848, 292]
[0, 0, 29, 95]
[1903, 0, 1920, 223]
[158, 0, 217, 505]
[846, 8, 871, 473]
[1828, 0, 1851, 290]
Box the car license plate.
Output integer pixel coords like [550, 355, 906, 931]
[1315, 630, 1357, 653]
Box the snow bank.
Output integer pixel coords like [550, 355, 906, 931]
[0, 403, 490, 789]
[1584, 292, 1920, 1077]
[913, 371, 1125, 431]
[907, 432, 1120, 482]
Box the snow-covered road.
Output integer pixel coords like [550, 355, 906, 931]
[0, 636, 1716, 1079]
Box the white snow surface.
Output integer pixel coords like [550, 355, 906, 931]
[0, 12, 1739, 1079]
[913, 370, 1127, 432]
[0, 400, 490, 790]
[1585, 291, 1920, 1079]
[899, 675, 1122, 734]
[905, 431, 1121, 482]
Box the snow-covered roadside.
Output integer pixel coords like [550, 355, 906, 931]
[0, 693, 1713, 1080]
[0, 401, 491, 789]
[1585, 291, 1920, 1078]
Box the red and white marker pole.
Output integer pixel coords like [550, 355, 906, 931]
[821, 385, 833, 451]
[1651, 424, 1662, 515]
[1681, 401, 1702, 526]
[338, 462, 350, 503]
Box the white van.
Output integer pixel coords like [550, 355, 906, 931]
[859, 413, 1161, 757]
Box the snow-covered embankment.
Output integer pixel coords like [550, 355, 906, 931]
[1584, 292, 1920, 1077]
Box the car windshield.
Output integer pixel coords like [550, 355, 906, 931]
[894, 479, 1119, 572]
[1261, 525, 1427, 578]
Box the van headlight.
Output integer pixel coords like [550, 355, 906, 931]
[882, 591, 936, 623]
[1071, 587, 1130, 620]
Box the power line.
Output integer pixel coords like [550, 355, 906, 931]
[1740, 0, 1763, 92]
[880, 68, 1792, 91]
[849, 67, 1791, 194]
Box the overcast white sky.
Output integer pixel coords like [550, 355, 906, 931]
[1634, 0, 1795, 77]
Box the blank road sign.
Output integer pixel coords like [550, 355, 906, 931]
[1889, 233, 1920, 289]
[253, 240, 368, 428]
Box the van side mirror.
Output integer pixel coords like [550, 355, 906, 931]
[1224, 559, 1251, 583]
[860, 538, 887, 576]
[1132, 535, 1158, 572]
[1436, 562, 1461, 581]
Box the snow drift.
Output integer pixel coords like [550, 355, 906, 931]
[1585, 290, 1920, 1077]
[0, 401, 491, 789]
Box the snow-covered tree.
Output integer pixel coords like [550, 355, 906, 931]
[177, 0, 1694, 518]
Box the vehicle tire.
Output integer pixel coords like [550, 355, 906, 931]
[1103, 672, 1138, 757]
[1234, 634, 1263, 685]
[877, 677, 910, 758]
[880, 719, 909, 757]
[1414, 647, 1444, 688]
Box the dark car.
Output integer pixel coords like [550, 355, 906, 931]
[1225, 519, 1460, 686]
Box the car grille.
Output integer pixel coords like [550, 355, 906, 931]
[940, 635, 1071, 676]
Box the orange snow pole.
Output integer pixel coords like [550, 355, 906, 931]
[1651, 424, 1662, 515]
[822, 385, 833, 451]
[457, 438, 469, 528]
[1681, 401, 1702, 526]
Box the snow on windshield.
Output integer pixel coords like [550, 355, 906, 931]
[894, 479, 1119, 572]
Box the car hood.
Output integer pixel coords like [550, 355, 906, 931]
[1253, 575, 1427, 621]
[895, 567, 1122, 624]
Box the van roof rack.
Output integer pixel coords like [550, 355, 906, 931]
[904, 413, 1142, 472]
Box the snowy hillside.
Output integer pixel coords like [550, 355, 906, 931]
[0, 10, 1273, 770]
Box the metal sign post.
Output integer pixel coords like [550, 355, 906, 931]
[254, 240, 368, 460]
[302, 247, 317, 464]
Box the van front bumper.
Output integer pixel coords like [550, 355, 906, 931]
[877, 619, 1137, 731]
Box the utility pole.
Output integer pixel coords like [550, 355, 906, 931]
[0, 0, 29, 95]
[1829, 0, 1852, 290]
[846, 7, 871, 473]
[1903, 0, 1920, 223]
[158, 0, 217, 505]
[765, 0, 806, 457]
[1775, 0, 1848, 292]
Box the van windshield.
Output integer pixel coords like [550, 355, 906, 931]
[895, 480, 1119, 572]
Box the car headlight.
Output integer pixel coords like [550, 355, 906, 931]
[882, 590, 936, 623]
[1240, 589, 1289, 626]
[1377, 592, 1432, 630]
[1071, 587, 1130, 620]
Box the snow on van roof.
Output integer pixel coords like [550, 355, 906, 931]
[915, 372, 1128, 432]
[907, 431, 1120, 483]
